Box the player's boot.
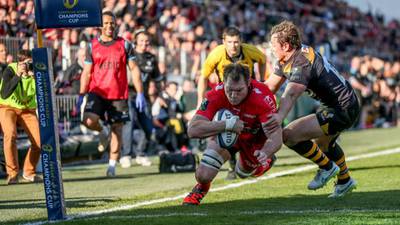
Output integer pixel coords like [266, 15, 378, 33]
[106, 166, 116, 177]
[252, 155, 277, 177]
[308, 162, 339, 190]
[182, 184, 208, 205]
[328, 178, 357, 198]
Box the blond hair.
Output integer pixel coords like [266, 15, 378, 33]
[270, 20, 301, 50]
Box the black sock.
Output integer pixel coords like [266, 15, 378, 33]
[325, 142, 350, 184]
[289, 140, 332, 170]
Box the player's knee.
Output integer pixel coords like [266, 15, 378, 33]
[282, 128, 297, 146]
[195, 166, 215, 184]
[315, 140, 329, 152]
[200, 149, 224, 170]
[82, 117, 97, 129]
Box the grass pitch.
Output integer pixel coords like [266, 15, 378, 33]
[1, 127, 400, 224]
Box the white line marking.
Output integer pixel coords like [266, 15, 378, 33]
[239, 209, 400, 215]
[77, 212, 208, 220]
[22, 147, 400, 225]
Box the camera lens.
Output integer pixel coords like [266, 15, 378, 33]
[26, 61, 33, 71]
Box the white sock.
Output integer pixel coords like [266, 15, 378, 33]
[109, 159, 116, 167]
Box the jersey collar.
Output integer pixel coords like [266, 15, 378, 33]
[225, 45, 243, 63]
[97, 37, 117, 46]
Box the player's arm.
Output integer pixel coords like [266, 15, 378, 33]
[260, 121, 283, 158]
[252, 45, 267, 81]
[128, 60, 144, 94]
[187, 114, 243, 138]
[79, 43, 94, 95]
[125, 41, 144, 94]
[265, 82, 306, 132]
[197, 75, 208, 108]
[79, 63, 92, 94]
[256, 62, 266, 81]
[197, 48, 219, 108]
[264, 73, 286, 94]
[187, 114, 226, 138]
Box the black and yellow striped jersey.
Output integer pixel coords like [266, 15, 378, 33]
[273, 45, 356, 108]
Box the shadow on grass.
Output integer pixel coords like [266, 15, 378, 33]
[350, 164, 400, 172]
[61, 172, 161, 183]
[0, 171, 162, 186]
[275, 161, 311, 167]
[275, 162, 400, 169]
[0, 196, 116, 210]
[11, 190, 400, 225]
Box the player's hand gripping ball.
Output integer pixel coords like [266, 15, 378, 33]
[213, 109, 239, 149]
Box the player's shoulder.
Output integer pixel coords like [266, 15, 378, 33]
[206, 83, 225, 99]
[208, 45, 226, 57]
[249, 80, 276, 110]
[251, 80, 272, 94]
[295, 44, 316, 65]
[241, 43, 258, 50]
[203, 45, 225, 66]
[241, 43, 265, 60]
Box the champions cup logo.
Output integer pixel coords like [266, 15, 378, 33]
[34, 62, 47, 71]
[63, 0, 78, 9]
[42, 144, 53, 153]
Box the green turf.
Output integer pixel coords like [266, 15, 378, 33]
[1, 127, 400, 224]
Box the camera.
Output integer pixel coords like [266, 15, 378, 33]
[25, 61, 33, 71]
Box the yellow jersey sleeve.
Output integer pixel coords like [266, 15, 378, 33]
[242, 43, 266, 64]
[201, 45, 225, 79]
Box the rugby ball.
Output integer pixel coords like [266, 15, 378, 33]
[213, 109, 239, 149]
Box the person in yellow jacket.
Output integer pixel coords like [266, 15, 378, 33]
[196, 27, 266, 180]
[0, 50, 41, 185]
[197, 27, 266, 108]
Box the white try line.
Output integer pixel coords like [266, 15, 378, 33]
[23, 147, 400, 225]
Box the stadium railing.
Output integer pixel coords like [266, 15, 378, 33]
[0, 36, 208, 80]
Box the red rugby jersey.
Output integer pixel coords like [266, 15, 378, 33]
[88, 37, 129, 99]
[197, 80, 277, 141]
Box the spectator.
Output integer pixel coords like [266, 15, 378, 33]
[5, 10, 20, 37]
[78, 11, 145, 177]
[179, 79, 197, 123]
[57, 41, 86, 95]
[349, 56, 375, 128]
[119, 29, 164, 168]
[0, 49, 41, 184]
[152, 81, 186, 152]
[0, 42, 7, 77]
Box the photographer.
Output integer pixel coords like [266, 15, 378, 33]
[0, 50, 41, 184]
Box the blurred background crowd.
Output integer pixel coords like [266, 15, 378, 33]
[0, 0, 399, 165]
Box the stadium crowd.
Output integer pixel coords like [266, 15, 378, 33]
[0, 0, 399, 179]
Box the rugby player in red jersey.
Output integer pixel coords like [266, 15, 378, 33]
[79, 11, 145, 177]
[183, 63, 282, 205]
